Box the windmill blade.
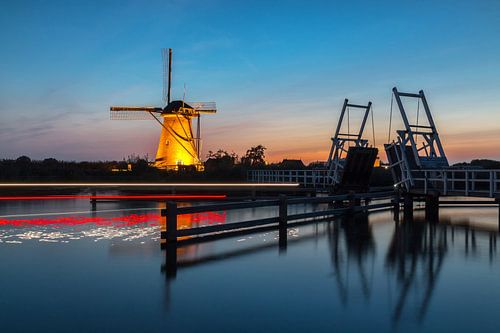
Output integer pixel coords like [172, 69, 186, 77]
[162, 48, 172, 105]
[110, 106, 162, 120]
[189, 102, 217, 113]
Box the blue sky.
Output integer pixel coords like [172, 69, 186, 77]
[1, 0, 500, 163]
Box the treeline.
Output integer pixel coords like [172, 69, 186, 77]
[453, 159, 500, 169]
[0, 144, 400, 186]
[0, 146, 270, 182]
[0, 156, 166, 181]
[0, 146, 252, 181]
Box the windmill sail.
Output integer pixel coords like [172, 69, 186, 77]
[189, 102, 217, 113]
[110, 106, 162, 120]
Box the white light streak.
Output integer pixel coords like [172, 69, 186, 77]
[0, 183, 299, 187]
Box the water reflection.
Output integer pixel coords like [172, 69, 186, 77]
[2, 199, 500, 331]
[161, 210, 500, 328]
[387, 218, 447, 323]
[328, 213, 375, 305]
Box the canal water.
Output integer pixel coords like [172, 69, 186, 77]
[0, 199, 499, 332]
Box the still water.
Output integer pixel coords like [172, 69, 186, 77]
[0, 198, 499, 332]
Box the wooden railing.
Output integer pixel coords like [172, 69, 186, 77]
[247, 168, 500, 197]
[411, 169, 500, 197]
[160, 191, 395, 242]
[247, 169, 330, 188]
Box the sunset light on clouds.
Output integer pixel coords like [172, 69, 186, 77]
[1, 0, 500, 164]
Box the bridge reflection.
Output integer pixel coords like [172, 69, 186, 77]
[387, 217, 447, 323]
[161, 211, 500, 323]
[328, 214, 375, 305]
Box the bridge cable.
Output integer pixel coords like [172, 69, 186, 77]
[371, 104, 376, 147]
[347, 106, 350, 147]
[387, 93, 394, 143]
[415, 99, 420, 145]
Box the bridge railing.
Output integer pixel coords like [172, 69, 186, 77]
[247, 169, 330, 188]
[161, 191, 396, 242]
[411, 169, 500, 197]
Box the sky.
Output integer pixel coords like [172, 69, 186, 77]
[1, 0, 500, 164]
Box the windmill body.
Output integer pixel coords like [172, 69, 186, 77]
[110, 49, 216, 170]
[155, 112, 197, 169]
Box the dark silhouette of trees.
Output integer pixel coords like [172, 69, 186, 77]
[241, 145, 267, 167]
[205, 150, 238, 170]
[0, 144, 401, 185]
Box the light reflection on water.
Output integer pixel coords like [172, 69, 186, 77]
[0, 199, 499, 332]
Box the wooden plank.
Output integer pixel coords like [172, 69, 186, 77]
[176, 199, 280, 214]
[439, 200, 495, 205]
[175, 217, 280, 237]
[353, 191, 395, 199]
[288, 208, 349, 221]
[287, 194, 349, 204]
[163, 202, 395, 244]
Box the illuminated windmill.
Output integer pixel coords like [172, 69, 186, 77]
[110, 48, 217, 170]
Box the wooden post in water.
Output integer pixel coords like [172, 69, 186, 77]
[393, 193, 401, 222]
[166, 201, 178, 243]
[347, 192, 356, 214]
[251, 189, 257, 201]
[425, 194, 440, 223]
[497, 199, 500, 231]
[403, 193, 413, 222]
[278, 195, 288, 253]
[165, 242, 177, 279]
[90, 189, 97, 211]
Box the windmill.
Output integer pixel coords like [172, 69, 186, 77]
[110, 48, 217, 170]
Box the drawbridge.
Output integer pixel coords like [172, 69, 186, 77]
[249, 98, 378, 193]
[385, 87, 499, 198]
[249, 87, 500, 200]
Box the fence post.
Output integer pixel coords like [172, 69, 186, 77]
[165, 242, 178, 279]
[278, 195, 288, 252]
[393, 192, 400, 222]
[451, 170, 455, 191]
[347, 192, 357, 214]
[471, 171, 476, 192]
[490, 171, 494, 197]
[425, 194, 439, 223]
[403, 193, 414, 222]
[495, 198, 500, 230]
[443, 171, 448, 195]
[424, 171, 428, 194]
[166, 201, 178, 243]
[465, 171, 469, 196]
[279, 195, 288, 228]
[495, 172, 498, 196]
[90, 189, 97, 211]
[497, 199, 500, 230]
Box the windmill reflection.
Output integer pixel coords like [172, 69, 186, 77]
[328, 213, 375, 305]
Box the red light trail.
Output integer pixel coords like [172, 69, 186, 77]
[0, 211, 227, 227]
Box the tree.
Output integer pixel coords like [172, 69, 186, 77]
[206, 149, 238, 161]
[16, 156, 31, 164]
[205, 149, 238, 171]
[241, 145, 267, 167]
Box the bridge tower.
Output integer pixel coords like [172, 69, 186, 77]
[385, 87, 448, 192]
[326, 99, 378, 192]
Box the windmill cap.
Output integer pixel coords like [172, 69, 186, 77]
[163, 100, 194, 113]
